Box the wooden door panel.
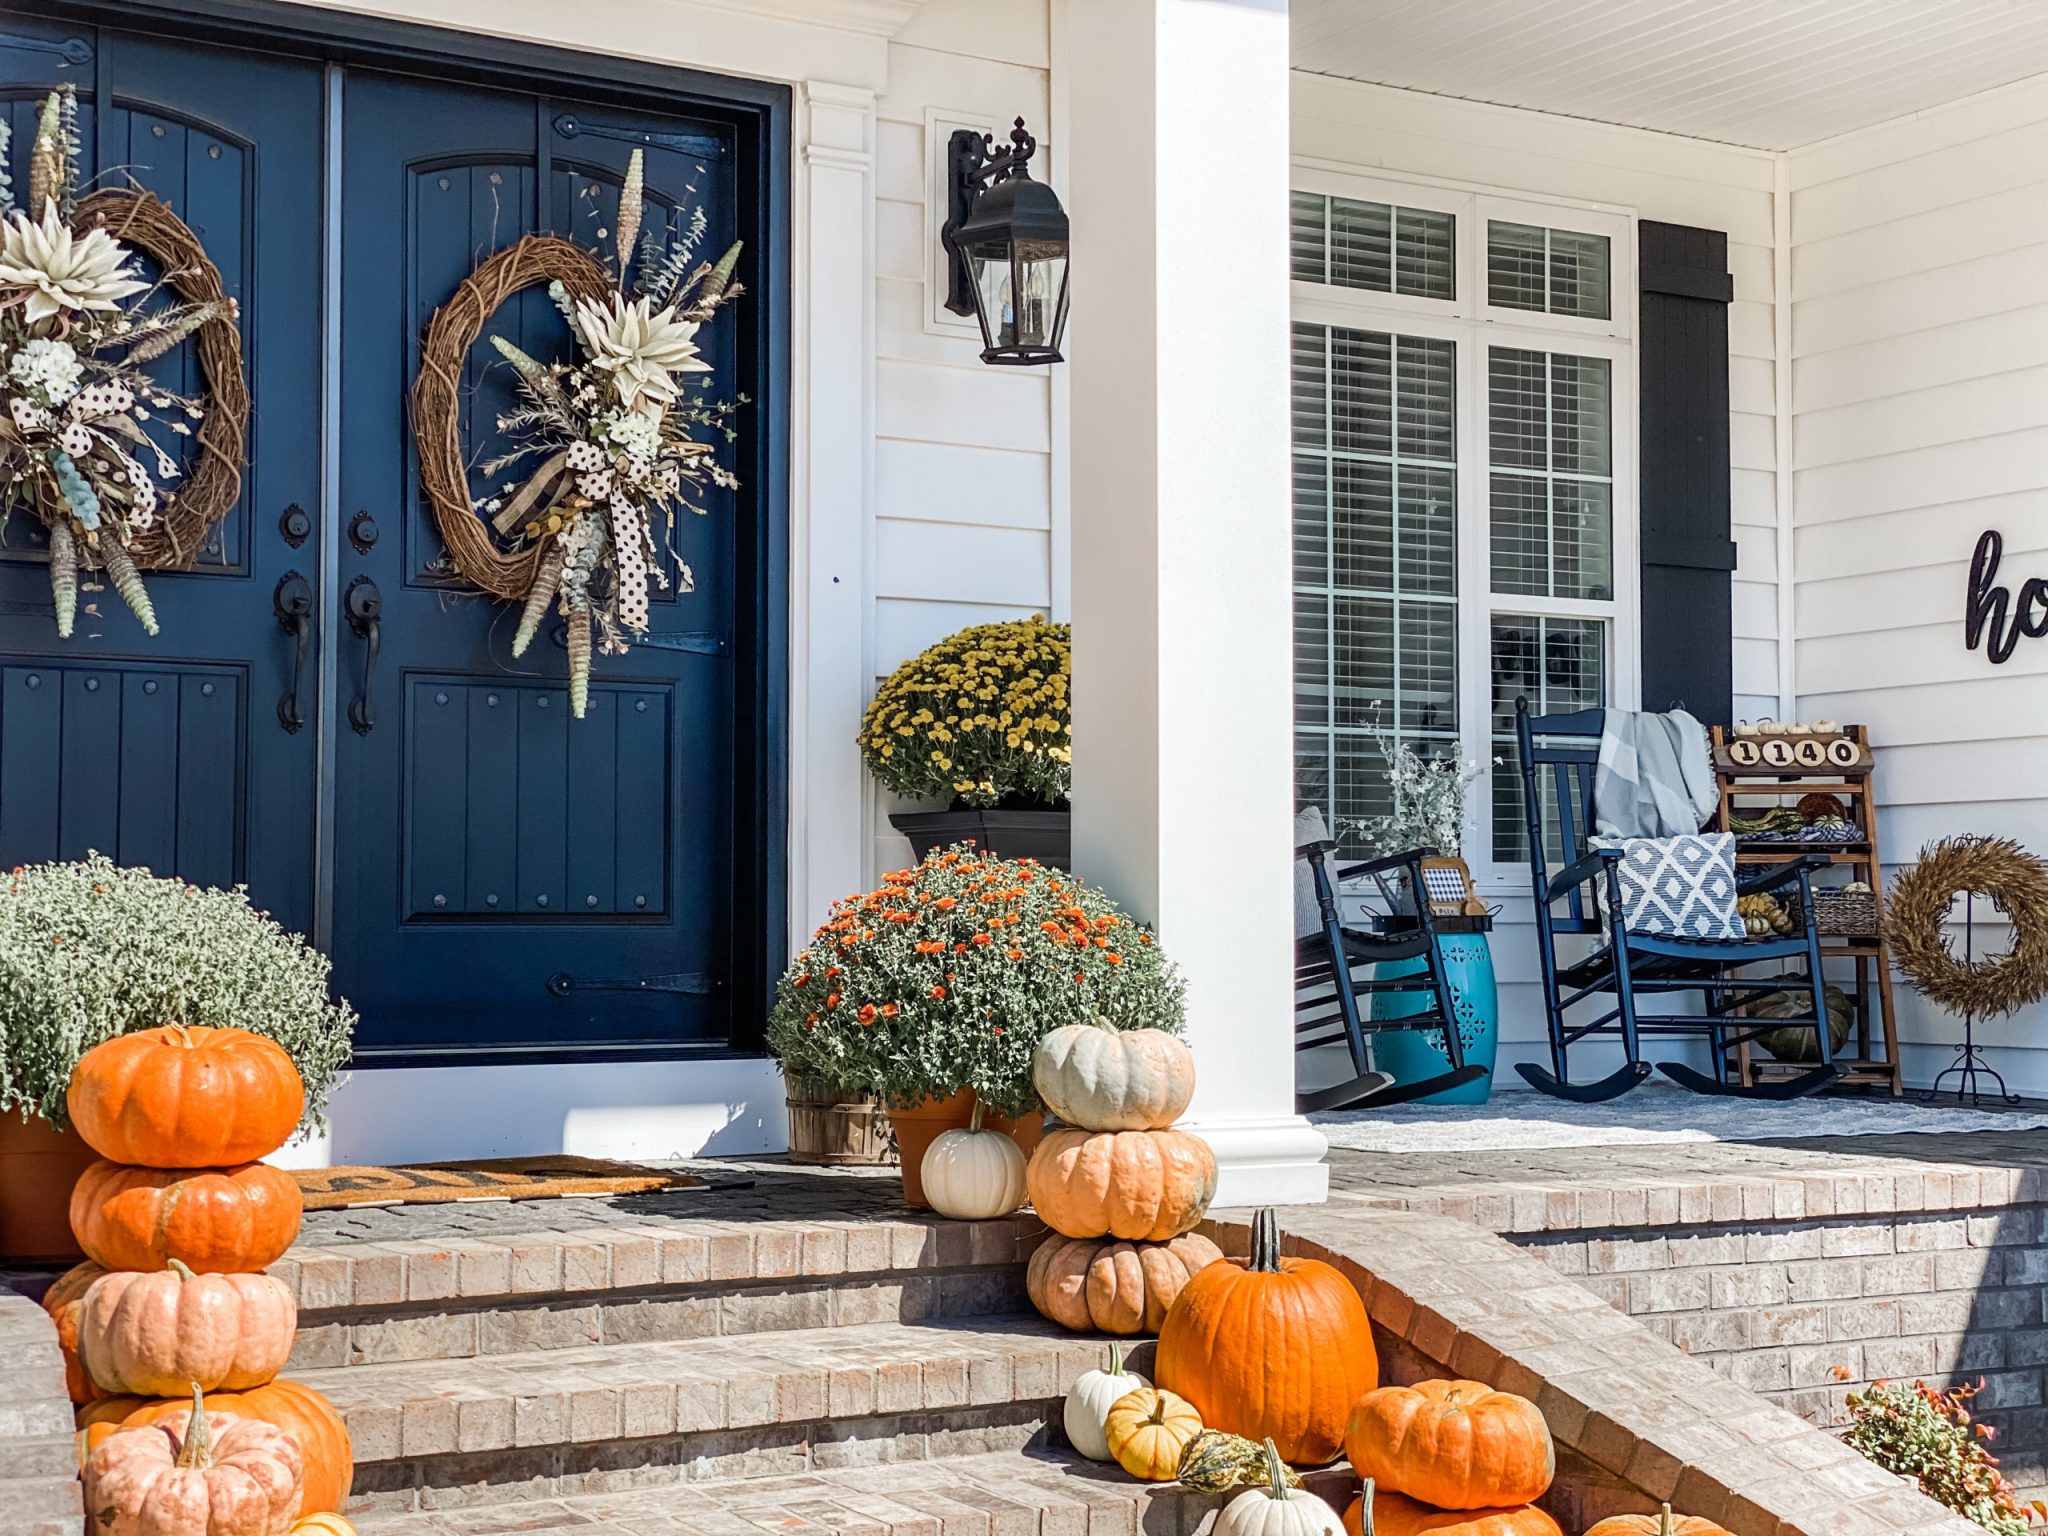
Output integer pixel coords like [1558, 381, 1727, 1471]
[0, 661, 243, 887]
[0, 25, 322, 939]
[335, 71, 742, 1058]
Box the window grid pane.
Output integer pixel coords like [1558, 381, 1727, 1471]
[1292, 319, 1459, 856]
[1291, 193, 1455, 302]
[1486, 219, 1611, 320]
[1488, 347, 1613, 602]
[1490, 615, 1607, 864]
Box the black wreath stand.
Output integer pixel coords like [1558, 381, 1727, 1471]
[1921, 887, 2024, 1107]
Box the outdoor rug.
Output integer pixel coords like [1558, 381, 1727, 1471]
[294, 1154, 702, 1209]
[1312, 1081, 2048, 1153]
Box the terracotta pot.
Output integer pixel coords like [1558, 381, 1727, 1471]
[887, 1089, 1044, 1208]
[0, 1113, 95, 1263]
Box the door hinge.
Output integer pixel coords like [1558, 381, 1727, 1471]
[547, 970, 721, 998]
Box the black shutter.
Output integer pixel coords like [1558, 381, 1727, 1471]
[1637, 220, 1736, 726]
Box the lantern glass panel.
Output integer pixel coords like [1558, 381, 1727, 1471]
[968, 238, 1067, 356]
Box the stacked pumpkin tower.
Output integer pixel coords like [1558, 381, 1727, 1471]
[1021, 1021, 1223, 1333]
[46, 1025, 354, 1522]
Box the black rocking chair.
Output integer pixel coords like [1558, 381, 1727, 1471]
[1514, 699, 1841, 1103]
[1294, 830, 1489, 1112]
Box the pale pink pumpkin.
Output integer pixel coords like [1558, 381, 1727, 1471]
[83, 1385, 303, 1536]
[78, 1260, 297, 1397]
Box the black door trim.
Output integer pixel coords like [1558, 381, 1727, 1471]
[10, 0, 792, 1067]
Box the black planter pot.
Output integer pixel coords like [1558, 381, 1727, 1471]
[889, 808, 1072, 870]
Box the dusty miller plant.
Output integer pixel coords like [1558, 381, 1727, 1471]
[0, 854, 355, 1129]
[1343, 711, 1491, 859]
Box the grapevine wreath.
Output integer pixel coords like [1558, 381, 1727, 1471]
[0, 86, 247, 638]
[410, 147, 745, 717]
[1888, 836, 2048, 1019]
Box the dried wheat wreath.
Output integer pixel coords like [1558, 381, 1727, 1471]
[1889, 835, 2048, 1018]
[410, 234, 611, 602]
[72, 186, 246, 567]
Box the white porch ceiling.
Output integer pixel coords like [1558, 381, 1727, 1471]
[1291, 0, 2048, 150]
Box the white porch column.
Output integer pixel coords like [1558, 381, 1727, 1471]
[1063, 0, 1327, 1206]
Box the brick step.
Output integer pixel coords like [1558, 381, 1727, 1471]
[346, 1444, 1303, 1536]
[280, 1208, 1049, 1371]
[323, 1314, 1135, 1516]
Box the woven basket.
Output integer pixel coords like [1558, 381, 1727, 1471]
[784, 1079, 895, 1166]
[1810, 887, 1881, 939]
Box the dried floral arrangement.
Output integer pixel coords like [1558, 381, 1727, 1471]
[413, 148, 744, 717]
[765, 844, 1183, 1117]
[859, 616, 1072, 809]
[0, 854, 354, 1130]
[1341, 709, 1491, 859]
[0, 86, 246, 637]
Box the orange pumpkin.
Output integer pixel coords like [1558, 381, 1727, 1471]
[83, 1385, 304, 1536]
[1025, 1231, 1224, 1334]
[1343, 1492, 1561, 1536]
[1584, 1508, 1732, 1536]
[77, 1259, 297, 1396]
[1025, 1126, 1217, 1241]
[68, 1024, 305, 1168]
[41, 1260, 108, 1404]
[78, 1379, 352, 1518]
[1344, 1380, 1553, 1509]
[71, 1158, 304, 1274]
[1155, 1209, 1376, 1466]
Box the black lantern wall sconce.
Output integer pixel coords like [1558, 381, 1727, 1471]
[941, 117, 1070, 366]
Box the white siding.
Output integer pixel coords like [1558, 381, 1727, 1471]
[1787, 77, 2048, 1094]
[867, 10, 1058, 879]
[1290, 76, 1782, 1082]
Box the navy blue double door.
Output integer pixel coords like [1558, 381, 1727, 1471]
[0, 11, 786, 1064]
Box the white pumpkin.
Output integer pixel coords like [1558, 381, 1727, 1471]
[920, 1104, 1027, 1220]
[1033, 1020, 1196, 1132]
[1215, 1441, 1349, 1536]
[1063, 1340, 1150, 1461]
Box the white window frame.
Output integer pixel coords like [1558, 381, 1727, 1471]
[1289, 163, 1642, 892]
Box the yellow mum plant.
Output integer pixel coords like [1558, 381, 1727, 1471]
[860, 616, 1070, 809]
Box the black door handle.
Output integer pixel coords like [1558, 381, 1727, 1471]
[345, 575, 382, 735]
[273, 571, 313, 733]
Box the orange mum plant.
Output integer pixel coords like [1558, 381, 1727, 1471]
[766, 843, 1183, 1116]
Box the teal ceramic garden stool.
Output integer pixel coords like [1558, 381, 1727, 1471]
[1372, 914, 1499, 1104]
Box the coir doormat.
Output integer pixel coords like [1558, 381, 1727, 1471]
[294, 1154, 701, 1209]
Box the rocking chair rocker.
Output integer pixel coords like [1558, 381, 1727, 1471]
[1513, 699, 1841, 1102]
[1294, 820, 1490, 1112]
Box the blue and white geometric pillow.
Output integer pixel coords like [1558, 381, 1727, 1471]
[1612, 834, 1742, 939]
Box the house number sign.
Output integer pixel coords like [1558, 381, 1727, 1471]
[1966, 529, 2048, 664]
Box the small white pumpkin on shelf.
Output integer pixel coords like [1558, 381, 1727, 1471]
[1063, 1340, 1150, 1462]
[920, 1101, 1027, 1220]
[1215, 1440, 1349, 1536]
[1811, 719, 1842, 735]
[1732, 720, 1762, 737]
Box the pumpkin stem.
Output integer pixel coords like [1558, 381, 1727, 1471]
[968, 1100, 985, 1134]
[1358, 1478, 1376, 1536]
[1658, 1506, 1675, 1536]
[1248, 1208, 1283, 1273]
[167, 1258, 194, 1284]
[1260, 1438, 1287, 1499]
[175, 1383, 213, 1470]
[1107, 1341, 1125, 1378]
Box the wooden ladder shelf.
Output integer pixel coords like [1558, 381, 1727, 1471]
[1710, 724, 1904, 1096]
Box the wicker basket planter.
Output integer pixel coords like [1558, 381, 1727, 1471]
[1811, 887, 1881, 939]
[783, 1078, 895, 1166]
